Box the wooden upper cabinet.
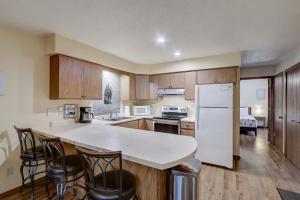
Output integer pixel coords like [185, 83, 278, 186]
[184, 71, 196, 100]
[135, 75, 149, 100]
[83, 63, 102, 99]
[170, 72, 185, 88]
[149, 75, 158, 99]
[197, 67, 237, 84]
[129, 74, 136, 100]
[158, 74, 171, 89]
[50, 54, 102, 99]
[158, 72, 185, 89]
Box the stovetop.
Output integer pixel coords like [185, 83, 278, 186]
[153, 106, 188, 121]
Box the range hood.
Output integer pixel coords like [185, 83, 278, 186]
[157, 89, 185, 96]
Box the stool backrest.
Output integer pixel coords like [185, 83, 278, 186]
[37, 135, 67, 175]
[76, 146, 123, 197]
[14, 125, 37, 159]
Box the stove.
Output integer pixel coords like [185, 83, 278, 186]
[153, 106, 188, 134]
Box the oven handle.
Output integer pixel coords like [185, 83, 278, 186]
[153, 119, 180, 126]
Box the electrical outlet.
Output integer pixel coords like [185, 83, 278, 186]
[6, 167, 13, 176]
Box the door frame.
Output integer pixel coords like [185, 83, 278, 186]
[240, 76, 273, 142]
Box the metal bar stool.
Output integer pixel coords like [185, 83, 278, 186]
[37, 134, 85, 200]
[75, 146, 137, 200]
[14, 125, 47, 200]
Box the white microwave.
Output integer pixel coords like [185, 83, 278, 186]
[133, 106, 151, 116]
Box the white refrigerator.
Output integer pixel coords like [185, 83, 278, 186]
[195, 83, 233, 169]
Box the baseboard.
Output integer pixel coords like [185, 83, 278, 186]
[0, 176, 46, 199]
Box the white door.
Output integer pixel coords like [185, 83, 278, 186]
[198, 84, 233, 107]
[195, 107, 233, 168]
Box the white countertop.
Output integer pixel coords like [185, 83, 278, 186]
[181, 116, 195, 123]
[33, 117, 197, 170]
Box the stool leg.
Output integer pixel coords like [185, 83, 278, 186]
[28, 161, 38, 200]
[45, 175, 51, 200]
[57, 184, 66, 200]
[20, 162, 25, 192]
[72, 175, 78, 196]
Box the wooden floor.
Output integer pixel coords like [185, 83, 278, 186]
[2, 129, 300, 200]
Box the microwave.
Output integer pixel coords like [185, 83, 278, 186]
[133, 106, 151, 116]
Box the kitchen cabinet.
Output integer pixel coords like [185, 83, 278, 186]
[136, 75, 149, 100]
[181, 121, 195, 137]
[196, 67, 237, 84]
[149, 75, 158, 99]
[116, 120, 139, 129]
[115, 119, 153, 131]
[129, 74, 136, 100]
[50, 54, 102, 99]
[158, 72, 185, 89]
[184, 71, 197, 100]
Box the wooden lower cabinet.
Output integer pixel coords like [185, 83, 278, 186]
[181, 121, 195, 137]
[115, 119, 153, 131]
[116, 120, 139, 129]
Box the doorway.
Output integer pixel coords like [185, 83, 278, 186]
[240, 78, 269, 138]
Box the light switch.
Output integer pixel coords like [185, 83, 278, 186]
[0, 71, 4, 96]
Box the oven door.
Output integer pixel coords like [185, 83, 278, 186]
[153, 119, 180, 134]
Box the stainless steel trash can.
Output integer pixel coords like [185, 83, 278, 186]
[169, 158, 201, 200]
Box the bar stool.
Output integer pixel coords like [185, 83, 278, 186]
[37, 134, 85, 200]
[75, 146, 137, 200]
[14, 125, 47, 200]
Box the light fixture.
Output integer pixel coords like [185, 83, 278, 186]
[156, 36, 166, 44]
[174, 50, 181, 56]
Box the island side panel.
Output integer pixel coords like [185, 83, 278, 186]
[63, 142, 169, 200]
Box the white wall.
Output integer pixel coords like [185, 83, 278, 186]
[0, 26, 92, 194]
[240, 65, 275, 78]
[147, 52, 241, 74]
[240, 79, 268, 121]
[276, 45, 300, 73]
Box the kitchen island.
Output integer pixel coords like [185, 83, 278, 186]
[33, 119, 197, 200]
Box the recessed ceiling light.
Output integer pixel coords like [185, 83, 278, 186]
[174, 50, 181, 56]
[156, 36, 166, 44]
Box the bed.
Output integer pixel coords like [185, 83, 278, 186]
[240, 107, 258, 136]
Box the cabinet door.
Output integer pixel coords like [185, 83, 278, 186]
[170, 72, 185, 88]
[83, 63, 102, 99]
[129, 74, 136, 100]
[197, 67, 237, 84]
[136, 75, 149, 100]
[149, 75, 158, 99]
[158, 74, 171, 89]
[184, 72, 196, 100]
[145, 119, 154, 131]
[59, 55, 84, 98]
[181, 129, 195, 137]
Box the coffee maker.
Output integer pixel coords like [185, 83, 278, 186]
[79, 107, 94, 123]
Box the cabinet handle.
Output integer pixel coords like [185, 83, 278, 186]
[82, 95, 87, 98]
[278, 116, 283, 119]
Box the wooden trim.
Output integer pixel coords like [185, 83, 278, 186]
[152, 66, 239, 76]
[0, 176, 46, 199]
[240, 76, 273, 80]
[52, 54, 131, 76]
[284, 62, 300, 73]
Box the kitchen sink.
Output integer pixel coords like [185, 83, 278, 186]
[102, 116, 133, 121]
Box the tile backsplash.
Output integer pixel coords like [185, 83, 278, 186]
[122, 96, 195, 117]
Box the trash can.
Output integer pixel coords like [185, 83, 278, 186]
[169, 158, 202, 200]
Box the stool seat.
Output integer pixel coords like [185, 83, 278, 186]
[47, 155, 83, 177]
[88, 170, 136, 200]
[20, 146, 44, 161]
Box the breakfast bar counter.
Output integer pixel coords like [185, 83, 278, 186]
[33, 120, 198, 200]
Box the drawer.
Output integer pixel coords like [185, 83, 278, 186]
[181, 122, 195, 130]
[181, 129, 195, 137]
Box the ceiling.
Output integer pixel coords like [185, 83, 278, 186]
[0, 0, 299, 66]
